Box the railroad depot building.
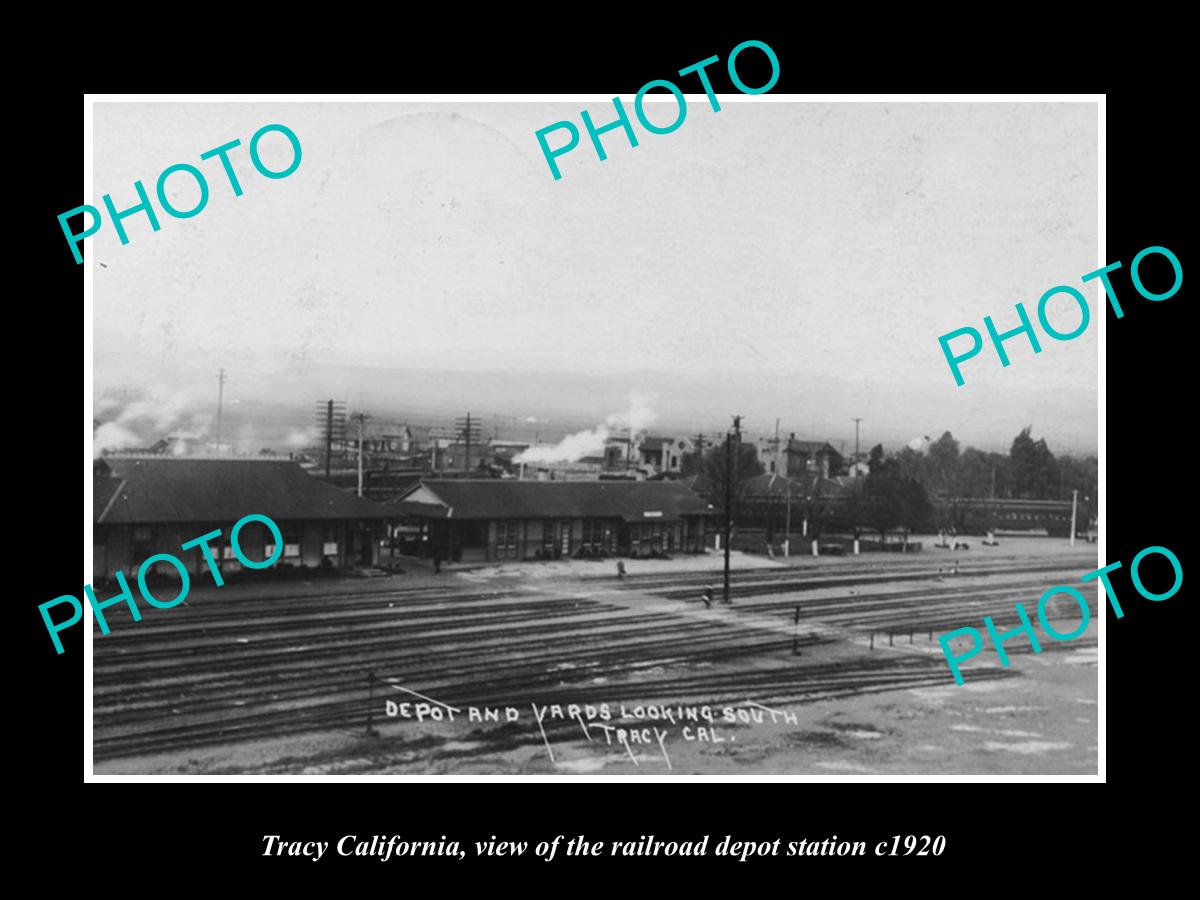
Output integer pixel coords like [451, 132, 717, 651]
[93, 457, 396, 582]
[393, 479, 715, 562]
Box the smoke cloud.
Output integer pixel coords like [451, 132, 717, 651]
[516, 392, 657, 465]
[93, 422, 143, 455]
[93, 388, 215, 457]
[283, 428, 318, 449]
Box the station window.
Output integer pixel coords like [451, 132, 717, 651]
[131, 526, 155, 565]
[321, 526, 340, 557]
[581, 518, 604, 550]
[284, 528, 302, 560]
[496, 520, 519, 553]
[267, 528, 302, 564]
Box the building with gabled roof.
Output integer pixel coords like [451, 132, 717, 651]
[93, 457, 396, 582]
[392, 479, 714, 562]
[638, 436, 692, 474]
[759, 434, 844, 479]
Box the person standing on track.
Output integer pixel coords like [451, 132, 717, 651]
[702, 584, 714, 608]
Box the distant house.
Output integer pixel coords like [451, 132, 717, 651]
[780, 436, 842, 479]
[593, 435, 693, 477]
[489, 439, 531, 466]
[638, 436, 692, 474]
[432, 441, 493, 474]
[364, 425, 415, 455]
[93, 457, 396, 582]
[602, 435, 633, 471]
[393, 479, 714, 562]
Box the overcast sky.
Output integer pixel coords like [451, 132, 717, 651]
[92, 100, 1098, 453]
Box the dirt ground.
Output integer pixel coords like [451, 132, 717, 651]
[102, 637, 1096, 776]
[96, 535, 1099, 777]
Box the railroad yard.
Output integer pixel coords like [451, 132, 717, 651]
[92, 537, 1100, 775]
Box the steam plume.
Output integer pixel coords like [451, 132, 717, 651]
[516, 392, 657, 465]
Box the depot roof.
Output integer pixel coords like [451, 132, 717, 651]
[96, 458, 396, 524]
[393, 479, 714, 522]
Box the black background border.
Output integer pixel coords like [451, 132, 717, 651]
[21, 26, 1187, 883]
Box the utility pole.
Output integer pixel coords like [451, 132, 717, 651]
[1069, 489, 1078, 546]
[454, 412, 481, 476]
[852, 417, 863, 471]
[355, 413, 367, 497]
[316, 399, 346, 481]
[784, 477, 792, 557]
[724, 429, 732, 604]
[324, 400, 333, 482]
[774, 418, 780, 474]
[214, 368, 226, 454]
[723, 415, 742, 605]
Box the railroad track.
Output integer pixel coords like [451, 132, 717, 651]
[93, 561, 1088, 658]
[95, 654, 1018, 760]
[93, 554, 1095, 635]
[94, 575, 1078, 694]
[93, 557, 1097, 764]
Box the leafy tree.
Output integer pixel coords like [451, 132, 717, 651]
[697, 437, 765, 518]
[868, 443, 888, 472]
[838, 474, 868, 539]
[1058, 454, 1099, 526]
[959, 447, 1011, 499]
[803, 476, 837, 539]
[864, 468, 932, 541]
[928, 430, 960, 466]
[679, 445, 706, 477]
[825, 446, 846, 477]
[1010, 426, 1059, 499]
[894, 446, 924, 482]
[925, 431, 962, 497]
[898, 478, 933, 537]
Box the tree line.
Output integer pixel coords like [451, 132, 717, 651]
[684, 426, 1097, 539]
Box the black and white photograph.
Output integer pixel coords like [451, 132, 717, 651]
[85, 96, 1101, 777]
